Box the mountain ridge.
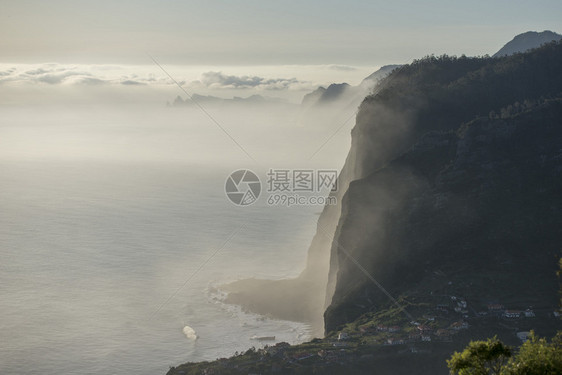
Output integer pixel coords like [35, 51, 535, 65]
[166, 37, 562, 375]
[493, 30, 562, 57]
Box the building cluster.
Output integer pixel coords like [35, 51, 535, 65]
[435, 296, 470, 318]
[485, 303, 536, 319]
[379, 317, 470, 346]
[172, 297, 561, 375]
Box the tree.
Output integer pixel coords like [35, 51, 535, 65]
[448, 333, 562, 375]
[447, 337, 512, 375]
[504, 332, 562, 375]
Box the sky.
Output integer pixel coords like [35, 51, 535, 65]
[0, 0, 561, 104]
[2, 0, 561, 65]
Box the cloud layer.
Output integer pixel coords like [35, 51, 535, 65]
[0, 64, 313, 91]
[198, 71, 303, 90]
[0, 64, 149, 86]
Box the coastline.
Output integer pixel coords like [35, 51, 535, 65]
[219, 277, 326, 338]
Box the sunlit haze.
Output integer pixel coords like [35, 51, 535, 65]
[1, 1, 561, 375]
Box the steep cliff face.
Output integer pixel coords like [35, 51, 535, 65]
[324, 42, 562, 332]
[170, 41, 562, 375]
[224, 42, 562, 337]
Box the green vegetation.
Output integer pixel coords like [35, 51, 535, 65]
[448, 332, 562, 375]
[447, 337, 512, 375]
[505, 332, 562, 374]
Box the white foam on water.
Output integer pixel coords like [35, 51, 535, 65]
[182, 326, 199, 341]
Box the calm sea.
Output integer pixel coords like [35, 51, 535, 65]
[0, 105, 348, 374]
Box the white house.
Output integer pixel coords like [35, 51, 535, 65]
[504, 310, 521, 319]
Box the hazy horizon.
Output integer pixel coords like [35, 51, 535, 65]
[2, 1, 561, 66]
[2, 2, 562, 374]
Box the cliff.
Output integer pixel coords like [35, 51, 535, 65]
[223, 41, 562, 337]
[325, 41, 562, 332]
[168, 40, 562, 375]
[326, 98, 562, 331]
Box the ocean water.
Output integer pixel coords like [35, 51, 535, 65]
[0, 106, 349, 375]
[0, 160, 320, 375]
